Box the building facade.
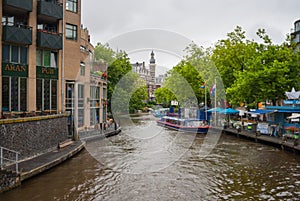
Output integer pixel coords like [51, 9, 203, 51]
[1, 0, 106, 133]
[291, 19, 300, 50]
[155, 73, 167, 89]
[132, 51, 156, 100]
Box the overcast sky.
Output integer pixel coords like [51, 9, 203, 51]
[82, 0, 300, 71]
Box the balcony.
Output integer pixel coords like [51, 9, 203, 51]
[2, 24, 32, 45]
[37, 0, 63, 20]
[37, 30, 62, 50]
[3, 0, 33, 12]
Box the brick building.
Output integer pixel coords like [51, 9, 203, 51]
[1, 0, 107, 134]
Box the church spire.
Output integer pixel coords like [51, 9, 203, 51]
[150, 50, 155, 64]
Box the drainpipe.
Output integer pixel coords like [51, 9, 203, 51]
[61, 0, 65, 112]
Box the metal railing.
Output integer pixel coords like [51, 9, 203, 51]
[0, 146, 20, 174]
[2, 21, 32, 30]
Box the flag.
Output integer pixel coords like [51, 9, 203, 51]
[200, 82, 206, 89]
[210, 83, 216, 95]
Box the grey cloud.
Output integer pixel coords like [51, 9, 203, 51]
[82, 0, 300, 47]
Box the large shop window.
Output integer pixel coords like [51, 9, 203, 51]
[90, 86, 100, 125]
[36, 49, 57, 67]
[2, 77, 27, 111]
[66, 0, 78, 13]
[78, 84, 84, 127]
[66, 83, 74, 110]
[36, 79, 57, 111]
[66, 24, 77, 40]
[102, 87, 107, 123]
[2, 44, 28, 64]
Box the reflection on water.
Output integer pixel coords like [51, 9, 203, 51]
[1, 114, 300, 200]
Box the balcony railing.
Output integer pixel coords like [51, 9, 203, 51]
[2, 23, 32, 45]
[37, 29, 62, 50]
[3, 0, 33, 12]
[37, 0, 63, 20]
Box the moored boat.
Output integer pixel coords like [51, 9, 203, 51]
[152, 108, 169, 118]
[156, 116, 210, 134]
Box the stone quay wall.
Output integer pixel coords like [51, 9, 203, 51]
[0, 170, 20, 193]
[0, 114, 69, 160]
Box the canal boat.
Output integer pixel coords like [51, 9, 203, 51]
[156, 116, 210, 134]
[152, 108, 169, 118]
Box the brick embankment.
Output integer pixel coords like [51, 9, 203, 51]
[0, 140, 85, 193]
[19, 140, 85, 181]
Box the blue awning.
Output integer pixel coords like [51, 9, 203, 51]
[276, 110, 300, 113]
[207, 107, 223, 112]
[249, 109, 275, 114]
[219, 108, 239, 114]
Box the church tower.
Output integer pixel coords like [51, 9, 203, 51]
[149, 51, 156, 99]
[149, 51, 156, 86]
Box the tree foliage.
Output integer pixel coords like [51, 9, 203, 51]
[212, 26, 300, 108]
[94, 42, 115, 65]
[154, 87, 175, 107]
[93, 43, 148, 113]
[111, 72, 148, 114]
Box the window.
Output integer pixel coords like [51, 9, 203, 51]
[44, 80, 50, 110]
[295, 21, 300, 32]
[2, 15, 28, 27]
[66, 83, 74, 109]
[78, 84, 84, 127]
[80, 62, 85, 76]
[36, 49, 57, 67]
[66, 24, 77, 40]
[78, 84, 84, 108]
[2, 45, 28, 64]
[103, 87, 107, 99]
[36, 79, 43, 111]
[2, 77, 27, 111]
[2, 16, 14, 26]
[36, 79, 57, 111]
[90, 86, 100, 124]
[80, 45, 86, 52]
[66, 0, 78, 13]
[2, 45, 9, 62]
[89, 51, 93, 63]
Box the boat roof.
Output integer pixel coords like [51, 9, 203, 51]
[161, 116, 201, 122]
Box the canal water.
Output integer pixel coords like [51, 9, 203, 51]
[1, 114, 300, 200]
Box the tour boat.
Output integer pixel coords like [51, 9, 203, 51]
[156, 116, 210, 134]
[152, 108, 169, 118]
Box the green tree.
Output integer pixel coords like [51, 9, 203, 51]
[94, 42, 115, 64]
[212, 26, 258, 89]
[213, 27, 300, 107]
[154, 87, 175, 107]
[171, 43, 226, 107]
[111, 72, 148, 114]
[107, 51, 133, 106]
[130, 85, 148, 113]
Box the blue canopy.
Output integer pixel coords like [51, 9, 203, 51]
[207, 107, 224, 113]
[219, 108, 239, 114]
[249, 109, 275, 114]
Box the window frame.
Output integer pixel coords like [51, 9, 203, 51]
[36, 49, 58, 68]
[66, 0, 78, 13]
[2, 76, 28, 112]
[36, 79, 57, 111]
[2, 44, 28, 64]
[80, 62, 85, 76]
[66, 23, 77, 41]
